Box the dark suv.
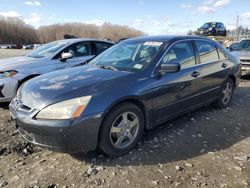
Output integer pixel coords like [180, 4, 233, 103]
[198, 22, 227, 36]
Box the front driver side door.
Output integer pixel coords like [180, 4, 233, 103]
[150, 40, 204, 124]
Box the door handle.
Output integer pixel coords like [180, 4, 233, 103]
[191, 71, 200, 78]
[222, 63, 228, 68]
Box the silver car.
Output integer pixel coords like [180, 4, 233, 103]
[231, 39, 250, 75]
[0, 38, 113, 102]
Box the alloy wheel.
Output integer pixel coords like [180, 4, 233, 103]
[222, 82, 233, 105]
[110, 112, 139, 149]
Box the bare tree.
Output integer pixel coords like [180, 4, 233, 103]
[0, 16, 39, 44]
[0, 17, 145, 44]
[38, 22, 144, 43]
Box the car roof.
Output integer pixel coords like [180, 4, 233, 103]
[55, 38, 114, 44]
[125, 35, 210, 43]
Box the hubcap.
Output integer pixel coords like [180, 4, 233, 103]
[222, 82, 233, 105]
[110, 112, 139, 149]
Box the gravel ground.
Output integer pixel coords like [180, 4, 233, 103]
[0, 50, 249, 188]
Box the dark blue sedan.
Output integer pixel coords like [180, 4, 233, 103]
[9, 35, 241, 156]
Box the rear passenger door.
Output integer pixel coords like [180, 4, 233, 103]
[194, 40, 229, 101]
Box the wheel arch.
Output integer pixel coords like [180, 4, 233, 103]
[18, 74, 40, 88]
[228, 75, 236, 88]
[100, 97, 149, 132]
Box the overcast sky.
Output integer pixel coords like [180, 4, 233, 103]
[0, 0, 250, 35]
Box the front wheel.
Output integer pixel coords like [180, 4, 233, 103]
[98, 103, 144, 157]
[213, 78, 234, 108]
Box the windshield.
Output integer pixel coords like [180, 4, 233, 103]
[26, 41, 68, 58]
[236, 40, 250, 50]
[89, 41, 163, 72]
[201, 22, 215, 28]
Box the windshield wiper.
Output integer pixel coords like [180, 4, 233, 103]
[97, 65, 119, 71]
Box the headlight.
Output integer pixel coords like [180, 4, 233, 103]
[36, 96, 92, 120]
[208, 28, 213, 31]
[0, 70, 17, 78]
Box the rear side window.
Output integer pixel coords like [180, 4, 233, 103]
[162, 41, 196, 69]
[196, 41, 219, 64]
[95, 42, 113, 55]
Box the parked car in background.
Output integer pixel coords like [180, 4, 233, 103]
[10, 35, 241, 156]
[11, 44, 23, 49]
[23, 44, 35, 50]
[197, 22, 227, 36]
[0, 44, 11, 49]
[33, 44, 42, 49]
[0, 38, 113, 102]
[231, 39, 250, 75]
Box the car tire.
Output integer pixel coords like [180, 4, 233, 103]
[98, 102, 144, 157]
[213, 78, 234, 109]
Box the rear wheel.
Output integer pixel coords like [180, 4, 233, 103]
[98, 103, 144, 157]
[213, 78, 234, 108]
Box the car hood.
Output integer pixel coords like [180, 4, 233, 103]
[0, 56, 50, 71]
[232, 50, 250, 60]
[18, 65, 129, 109]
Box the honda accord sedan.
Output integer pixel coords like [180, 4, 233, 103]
[9, 36, 241, 156]
[0, 38, 113, 102]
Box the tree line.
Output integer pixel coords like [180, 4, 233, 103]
[0, 17, 144, 44]
[0, 16, 39, 44]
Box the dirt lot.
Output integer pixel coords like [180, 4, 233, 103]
[0, 49, 31, 59]
[0, 50, 249, 188]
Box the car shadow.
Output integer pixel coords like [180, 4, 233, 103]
[0, 102, 9, 110]
[71, 84, 250, 166]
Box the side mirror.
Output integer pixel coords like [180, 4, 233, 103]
[60, 52, 73, 61]
[159, 62, 181, 74]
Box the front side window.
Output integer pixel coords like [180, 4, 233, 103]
[61, 42, 91, 57]
[216, 23, 222, 28]
[196, 41, 219, 64]
[162, 41, 196, 69]
[90, 41, 163, 72]
[26, 41, 68, 58]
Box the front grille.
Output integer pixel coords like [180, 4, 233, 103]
[0, 85, 4, 98]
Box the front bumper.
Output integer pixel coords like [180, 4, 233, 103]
[9, 105, 103, 153]
[0, 77, 19, 102]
